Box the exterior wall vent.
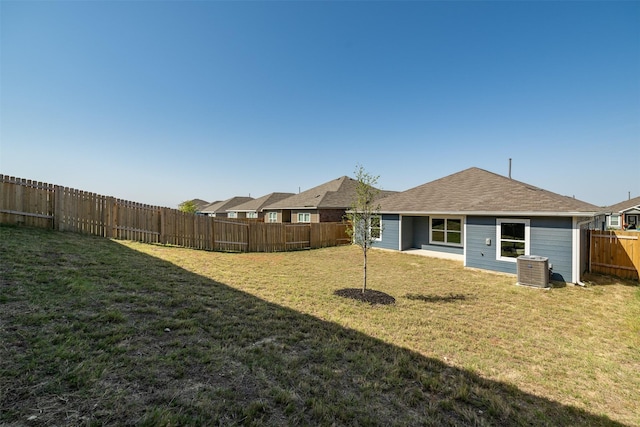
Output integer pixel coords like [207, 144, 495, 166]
[517, 255, 550, 288]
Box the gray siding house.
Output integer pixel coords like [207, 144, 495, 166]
[375, 167, 601, 284]
[603, 196, 640, 230]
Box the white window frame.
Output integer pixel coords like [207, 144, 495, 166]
[267, 212, 278, 223]
[496, 218, 530, 262]
[297, 212, 311, 223]
[609, 214, 620, 228]
[370, 216, 382, 241]
[247, 212, 258, 219]
[429, 216, 463, 247]
[228, 211, 238, 218]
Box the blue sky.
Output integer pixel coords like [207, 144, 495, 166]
[1, 1, 638, 208]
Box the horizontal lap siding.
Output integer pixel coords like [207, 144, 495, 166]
[375, 214, 400, 250]
[465, 217, 510, 273]
[466, 216, 574, 282]
[530, 217, 573, 282]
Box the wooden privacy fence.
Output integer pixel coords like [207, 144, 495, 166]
[589, 230, 639, 280]
[0, 175, 350, 252]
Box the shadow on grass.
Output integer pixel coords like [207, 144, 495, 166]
[334, 288, 396, 305]
[404, 293, 470, 303]
[582, 272, 640, 287]
[0, 226, 627, 426]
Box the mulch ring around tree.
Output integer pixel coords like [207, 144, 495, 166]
[334, 288, 396, 305]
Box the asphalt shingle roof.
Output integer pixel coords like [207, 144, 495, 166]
[605, 196, 640, 213]
[378, 167, 600, 215]
[229, 192, 295, 212]
[200, 196, 254, 214]
[189, 199, 210, 211]
[265, 176, 394, 210]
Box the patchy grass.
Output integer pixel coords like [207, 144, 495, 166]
[1, 225, 638, 426]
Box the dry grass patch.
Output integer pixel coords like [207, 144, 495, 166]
[1, 225, 638, 426]
[127, 240, 640, 426]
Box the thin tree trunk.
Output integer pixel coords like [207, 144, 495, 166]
[362, 247, 367, 294]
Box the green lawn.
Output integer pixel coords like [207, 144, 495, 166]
[1, 225, 639, 426]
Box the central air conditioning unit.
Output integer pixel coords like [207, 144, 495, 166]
[517, 255, 550, 288]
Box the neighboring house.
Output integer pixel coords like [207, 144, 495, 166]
[226, 192, 295, 221]
[263, 176, 395, 223]
[374, 167, 601, 284]
[199, 196, 254, 218]
[604, 196, 640, 230]
[189, 199, 210, 214]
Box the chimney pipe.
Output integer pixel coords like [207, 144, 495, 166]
[508, 158, 512, 179]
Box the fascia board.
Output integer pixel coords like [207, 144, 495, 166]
[379, 210, 599, 217]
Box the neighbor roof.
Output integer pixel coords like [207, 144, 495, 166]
[189, 199, 210, 211]
[200, 196, 254, 214]
[605, 196, 640, 214]
[377, 167, 601, 216]
[264, 176, 395, 210]
[229, 192, 295, 212]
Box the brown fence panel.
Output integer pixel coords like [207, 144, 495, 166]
[285, 224, 311, 250]
[160, 208, 178, 246]
[1, 175, 353, 253]
[310, 222, 350, 249]
[247, 223, 285, 252]
[214, 220, 250, 252]
[589, 230, 639, 280]
[193, 214, 212, 250]
[111, 200, 160, 243]
[159, 209, 213, 250]
[55, 186, 106, 234]
[0, 176, 54, 228]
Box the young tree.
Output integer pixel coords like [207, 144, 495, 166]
[345, 165, 382, 294]
[178, 200, 198, 214]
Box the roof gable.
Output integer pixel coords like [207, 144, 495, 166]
[605, 196, 640, 213]
[378, 167, 600, 215]
[229, 192, 295, 212]
[200, 196, 254, 214]
[189, 199, 210, 211]
[265, 176, 393, 210]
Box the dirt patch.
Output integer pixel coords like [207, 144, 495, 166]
[334, 288, 396, 305]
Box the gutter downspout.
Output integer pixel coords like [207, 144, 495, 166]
[573, 217, 594, 287]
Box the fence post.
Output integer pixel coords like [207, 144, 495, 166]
[159, 207, 165, 245]
[214, 216, 216, 251]
[112, 199, 119, 239]
[53, 185, 63, 231]
[104, 197, 114, 238]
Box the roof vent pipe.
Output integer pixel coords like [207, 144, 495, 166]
[508, 158, 512, 179]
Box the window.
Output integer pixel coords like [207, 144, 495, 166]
[267, 212, 278, 223]
[370, 216, 382, 241]
[496, 218, 530, 261]
[609, 215, 620, 227]
[297, 212, 311, 223]
[228, 212, 237, 218]
[430, 217, 462, 246]
[247, 212, 258, 219]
